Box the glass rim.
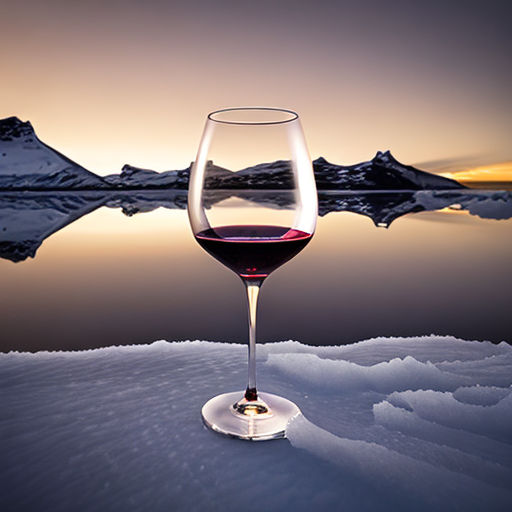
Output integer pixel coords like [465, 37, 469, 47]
[207, 107, 299, 126]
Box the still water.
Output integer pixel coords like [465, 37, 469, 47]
[1, 190, 511, 352]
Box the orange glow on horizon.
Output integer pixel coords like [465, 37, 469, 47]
[440, 162, 512, 182]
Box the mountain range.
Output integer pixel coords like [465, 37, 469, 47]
[1, 117, 464, 191]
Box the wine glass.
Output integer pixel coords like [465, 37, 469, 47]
[188, 107, 317, 440]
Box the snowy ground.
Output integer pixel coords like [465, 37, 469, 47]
[1, 336, 511, 511]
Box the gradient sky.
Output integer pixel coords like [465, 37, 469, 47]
[1, 0, 511, 175]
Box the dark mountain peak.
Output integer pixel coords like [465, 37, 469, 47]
[0, 116, 27, 127]
[315, 151, 401, 171]
[313, 151, 465, 191]
[0, 116, 108, 189]
[238, 159, 292, 175]
[373, 150, 395, 163]
[120, 164, 159, 177]
[0, 117, 35, 141]
[205, 160, 232, 175]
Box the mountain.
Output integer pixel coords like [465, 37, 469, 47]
[103, 161, 235, 189]
[0, 117, 108, 190]
[103, 164, 189, 188]
[112, 154, 464, 190]
[0, 116, 466, 191]
[312, 151, 465, 190]
[236, 160, 295, 188]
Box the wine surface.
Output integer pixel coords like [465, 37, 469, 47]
[195, 225, 312, 279]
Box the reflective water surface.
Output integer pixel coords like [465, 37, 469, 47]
[1, 190, 511, 351]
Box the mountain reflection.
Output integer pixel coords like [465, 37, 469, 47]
[1, 189, 511, 263]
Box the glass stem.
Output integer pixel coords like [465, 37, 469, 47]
[243, 278, 262, 401]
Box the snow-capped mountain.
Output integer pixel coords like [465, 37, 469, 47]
[236, 160, 295, 188]
[0, 117, 108, 190]
[313, 151, 465, 190]
[112, 152, 464, 190]
[103, 165, 190, 189]
[103, 161, 236, 189]
[1, 116, 469, 191]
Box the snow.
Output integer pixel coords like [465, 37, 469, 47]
[378, 389, 512, 443]
[1, 336, 511, 511]
[312, 151, 464, 191]
[103, 164, 187, 188]
[267, 353, 470, 392]
[0, 118, 78, 177]
[0, 117, 106, 189]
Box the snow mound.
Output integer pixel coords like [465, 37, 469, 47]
[1, 336, 511, 511]
[287, 414, 511, 508]
[378, 388, 512, 443]
[453, 385, 511, 406]
[266, 353, 470, 392]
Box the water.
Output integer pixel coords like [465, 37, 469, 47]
[1, 190, 511, 352]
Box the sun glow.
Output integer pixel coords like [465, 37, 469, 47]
[440, 162, 512, 182]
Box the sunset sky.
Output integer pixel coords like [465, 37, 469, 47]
[1, 0, 511, 176]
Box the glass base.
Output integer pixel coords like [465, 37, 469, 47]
[201, 391, 301, 441]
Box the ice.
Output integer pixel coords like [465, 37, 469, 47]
[373, 398, 512, 469]
[380, 389, 512, 443]
[1, 336, 511, 511]
[453, 385, 511, 406]
[266, 353, 470, 392]
[437, 352, 512, 387]
[287, 415, 511, 509]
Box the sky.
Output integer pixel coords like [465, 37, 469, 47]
[1, 0, 511, 176]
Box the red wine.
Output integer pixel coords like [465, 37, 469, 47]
[195, 225, 312, 279]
